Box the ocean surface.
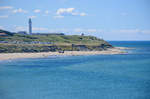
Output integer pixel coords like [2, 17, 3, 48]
[0, 41, 150, 99]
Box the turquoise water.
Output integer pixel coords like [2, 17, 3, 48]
[0, 41, 150, 99]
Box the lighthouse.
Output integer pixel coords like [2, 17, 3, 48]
[29, 18, 32, 34]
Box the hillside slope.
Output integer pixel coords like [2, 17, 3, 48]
[0, 30, 113, 53]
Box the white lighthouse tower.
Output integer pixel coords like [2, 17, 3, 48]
[29, 18, 32, 34]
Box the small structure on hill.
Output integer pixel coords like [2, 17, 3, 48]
[81, 33, 84, 36]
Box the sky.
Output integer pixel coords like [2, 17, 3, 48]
[0, 0, 150, 40]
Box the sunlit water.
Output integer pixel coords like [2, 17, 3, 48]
[0, 41, 150, 99]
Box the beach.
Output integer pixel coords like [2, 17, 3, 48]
[0, 47, 127, 61]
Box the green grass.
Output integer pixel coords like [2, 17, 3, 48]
[0, 33, 112, 53]
[0, 34, 108, 45]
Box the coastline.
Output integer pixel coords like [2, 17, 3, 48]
[0, 47, 127, 61]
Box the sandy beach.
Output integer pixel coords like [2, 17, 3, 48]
[0, 47, 128, 61]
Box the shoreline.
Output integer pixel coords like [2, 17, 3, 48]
[0, 47, 128, 61]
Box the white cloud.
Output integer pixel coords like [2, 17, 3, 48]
[43, 10, 51, 16]
[55, 8, 87, 18]
[12, 8, 28, 13]
[120, 29, 140, 33]
[141, 30, 150, 34]
[0, 15, 8, 18]
[29, 16, 36, 19]
[34, 9, 41, 13]
[0, 6, 13, 10]
[56, 8, 75, 15]
[0, 26, 5, 29]
[80, 13, 87, 16]
[74, 28, 84, 32]
[33, 27, 48, 31]
[87, 29, 97, 32]
[45, 28, 101, 34]
[54, 15, 64, 19]
[71, 12, 79, 16]
[14, 26, 49, 32]
[45, 10, 50, 14]
[48, 28, 70, 33]
[109, 29, 150, 36]
[73, 28, 102, 33]
[14, 26, 27, 31]
[111, 29, 140, 34]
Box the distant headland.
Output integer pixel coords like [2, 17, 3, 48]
[0, 28, 113, 53]
[0, 18, 127, 60]
[0, 18, 115, 53]
[0, 28, 127, 61]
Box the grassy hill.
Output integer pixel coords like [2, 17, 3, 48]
[0, 29, 13, 36]
[0, 30, 113, 53]
[0, 33, 107, 45]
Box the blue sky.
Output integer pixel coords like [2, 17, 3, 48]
[0, 0, 150, 40]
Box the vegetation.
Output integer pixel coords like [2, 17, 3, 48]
[0, 33, 106, 44]
[0, 29, 14, 36]
[0, 29, 113, 53]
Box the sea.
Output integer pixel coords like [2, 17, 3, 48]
[0, 41, 150, 99]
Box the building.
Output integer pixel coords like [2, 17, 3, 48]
[29, 18, 32, 34]
[81, 33, 84, 36]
